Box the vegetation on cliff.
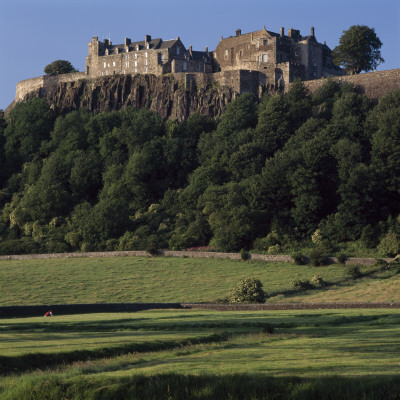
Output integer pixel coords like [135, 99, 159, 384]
[0, 80, 400, 256]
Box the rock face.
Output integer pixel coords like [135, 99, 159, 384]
[22, 74, 237, 121]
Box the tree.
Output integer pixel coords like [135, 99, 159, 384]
[44, 60, 77, 75]
[332, 25, 384, 74]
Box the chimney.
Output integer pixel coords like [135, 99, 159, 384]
[205, 46, 208, 53]
[103, 38, 109, 45]
[236, 29, 241, 36]
[311, 27, 315, 37]
[125, 38, 131, 45]
[189, 45, 193, 56]
[145, 34, 151, 44]
[280, 27, 284, 37]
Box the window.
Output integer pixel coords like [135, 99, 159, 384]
[176, 46, 180, 55]
[145, 52, 148, 58]
[134, 53, 138, 59]
[134, 61, 137, 67]
[107, 63, 110, 67]
[125, 48, 129, 53]
[197, 64, 201, 71]
[182, 61, 187, 71]
[263, 40, 268, 45]
[125, 61, 129, 68]
[112, 61, 116, 67]
[261, 54, 268, 62]
[239, 50, 243, 58]
[105, 71, 108, 75]
[224, 49, 228, 60]
[103, 62, 106, 68]
[134, 68, 137, 73]
[144, 67, 148, 73]
[145, 59, 148, 66]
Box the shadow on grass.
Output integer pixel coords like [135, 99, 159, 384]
[2, 373, 400, 400]
[0, 333, 229, 375]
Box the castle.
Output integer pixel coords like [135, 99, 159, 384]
[85, 26, 342, 91]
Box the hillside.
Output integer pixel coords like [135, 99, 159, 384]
[0, 79, 400, 258]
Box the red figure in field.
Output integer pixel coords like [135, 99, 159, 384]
[44, 310, 53, 317]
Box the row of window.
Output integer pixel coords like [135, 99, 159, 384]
[101, 67, 149, 76]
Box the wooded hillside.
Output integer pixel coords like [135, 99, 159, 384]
[1, 79, 399, 257]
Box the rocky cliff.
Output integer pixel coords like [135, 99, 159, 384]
[21, 74, 237, 121]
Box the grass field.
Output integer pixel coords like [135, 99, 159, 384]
[0, 309, 399, 399]
[1, 256, 400, 305]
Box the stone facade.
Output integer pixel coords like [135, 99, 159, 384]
[85, 35, 212, 78]
[213, 26, 342, 90]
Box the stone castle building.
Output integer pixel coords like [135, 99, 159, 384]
[86, 35, 212, 78]
[85, 26, 342, 91]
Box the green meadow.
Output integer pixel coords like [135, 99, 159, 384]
[1, 256, 400, 305]
[0, 309, 400, 399]
[1, 256, 400, 398]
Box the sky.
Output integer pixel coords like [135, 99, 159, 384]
[1, 0, 399, 110]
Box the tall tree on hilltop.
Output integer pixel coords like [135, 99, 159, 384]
[332, 25, 384, 75]
[44, 60, 77, 75]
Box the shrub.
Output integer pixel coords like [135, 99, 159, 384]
[267, 244, 280, 255]
[377, 232, 400, 257]
[240, 248, 249, 260]
[309, 247, 329, 267]
[292, 252, 307, 265]
[345, 265, 362, 280]
[336, 253, 347, 265]
[310, 274, 326, 287]
[375, 258, 389, 271]
[228, 278, 266, 303]
[291, 279, 314, 291]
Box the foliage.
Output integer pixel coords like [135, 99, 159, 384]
[332, 25, 384, 74]
[310, 274, 326, 287]
[336, 253, 348, 265]
[1, 86, 400, 256]
[44, 60, 77, 75]
[309, 246, 329, 267]
[240, 248, 249, 260]
[374, 258, 389, 271]
[345, 265, 362, 280]
[228, 278, 266, 303]
[291, 279, 313, 291]
[292, 252, 307, 265]
[377, 232, 400, 257]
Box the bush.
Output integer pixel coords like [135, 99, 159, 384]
[375, 258, 389, 271]
[240, 248, 249, 261]
[336, 253, 347, 265]
[309, 247, 329, 267]
[377, 232, 400, 257]
[345, 265, 362, 280]
[310, 275, 326, 287]
[292, 252, 307, 265]
[267, 244, 280, 255]
[228, 278, 266, 303]
[291, 279, 314, 291]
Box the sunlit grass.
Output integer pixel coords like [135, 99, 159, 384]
[2, 256, 399, 306]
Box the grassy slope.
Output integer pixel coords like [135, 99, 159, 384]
[0, 309, 399, 399]
[1, 256, 400, 305]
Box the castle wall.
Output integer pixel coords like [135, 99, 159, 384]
[302, 69, 400, 100]
[16, 72, 86, 102]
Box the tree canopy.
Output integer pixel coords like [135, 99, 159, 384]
[0, 82, 399, 257]
[332, 25, 384, 74]
[44, 60, 77, 75]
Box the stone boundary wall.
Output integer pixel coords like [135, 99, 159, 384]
[15, 72, 87, 102]
[0, 250, 394, 266]
[301, 69, 400, 101]
[184, 302, 400, 311]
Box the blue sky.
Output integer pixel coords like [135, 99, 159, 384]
[1, 0, 399, 110]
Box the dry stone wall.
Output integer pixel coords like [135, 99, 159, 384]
[0, 250, 393, 266]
